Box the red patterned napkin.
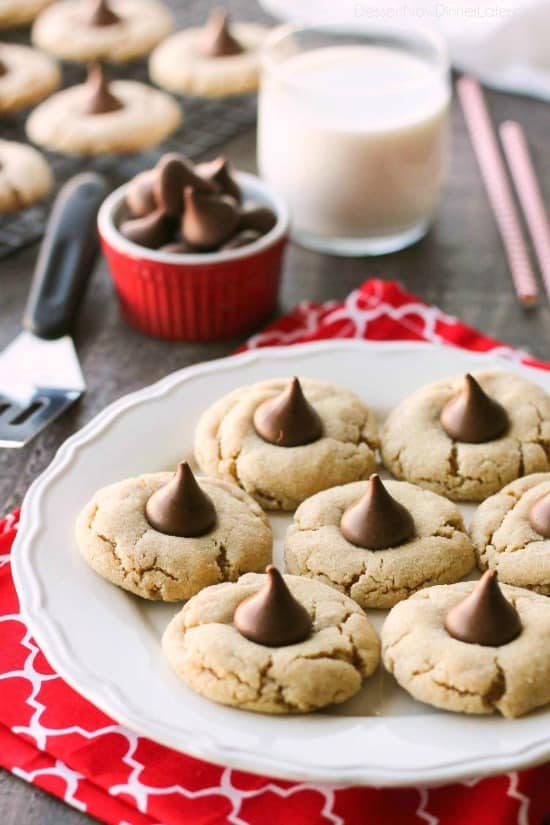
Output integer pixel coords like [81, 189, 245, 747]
[2, 279, 549, 825]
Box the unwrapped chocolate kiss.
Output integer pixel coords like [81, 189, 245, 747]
[145, 462, 216, 537]
[253, 377, 323, 447]
[81, 64, 123, 115]
[445, 570, 522, 646]
[199, 9, 244, 58]
[234, 565, 312, 646]
[440, 374, 508, 443]
[529, 491, 550, 538]
[340, 474, 415, 550]
[181, 187, 239, 249]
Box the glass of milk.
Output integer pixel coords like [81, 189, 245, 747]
[258, 23, 451, 256]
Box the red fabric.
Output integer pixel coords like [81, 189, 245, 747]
[2, 279, 549, 825]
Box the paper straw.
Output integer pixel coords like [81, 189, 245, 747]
[500, 120, 550, 303]
[457, 76, 538, 308]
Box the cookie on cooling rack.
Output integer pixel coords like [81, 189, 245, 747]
[0, 43, 60, 113]
[0, 0, 53, 29]
[0, 140, 52, 214]
[26, 64, 181, 155]
[32, 0, 173, 63]
[149, 9, 269, 97]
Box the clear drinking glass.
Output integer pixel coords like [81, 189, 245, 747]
[258, 22, 451, 256]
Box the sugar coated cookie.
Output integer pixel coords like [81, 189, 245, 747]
[381, 370, 550, 501]
[285, 476, 474, 608]
[75, 464, 272, 601]
[382, 576, 550, 717]
[194, 377, 379, 511]
[163, 569, 380, 713]
[471, 472, 550, 594]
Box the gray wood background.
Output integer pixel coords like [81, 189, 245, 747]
[1, 81, 549, 824]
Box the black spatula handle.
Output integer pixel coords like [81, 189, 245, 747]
[23, 172, 109, 340]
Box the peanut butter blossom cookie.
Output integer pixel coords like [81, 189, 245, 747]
[163, 566, 380, 713]
[285, 475, 474, 608]
[0, 0, 53, 28]
[0, 43, 60, 113]
[381, 370, 550, 501]
[194, 377, 379, 511]
[470, 472, 550, 594]
[149, 9, 269, 97]
[75, 462, 272, 601]
[26, 64, 181, 155]
[0, 140, 52, 213]
[382, 571, 550, 718]
[32, 0, 173, 63]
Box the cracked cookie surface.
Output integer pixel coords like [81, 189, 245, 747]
[149, 22, 268, 97]
[382, 581, 550, 717]
[381, 370, 550, 502]
[0, 43, 60, 114]
[163, 572, 380, 713]
[285, 480, 475, 609]
[76, 472, 272, 601]
[32, 0, 173, 63]
[0, 140, 52, 213]
[194, 378, 379, 511]
[470, 472, 550, 594]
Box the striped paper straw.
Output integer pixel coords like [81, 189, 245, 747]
[457, 76, 539, 308]
[500, 120, 550, 303]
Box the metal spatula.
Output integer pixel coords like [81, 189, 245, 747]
[0, 172, 108, 448]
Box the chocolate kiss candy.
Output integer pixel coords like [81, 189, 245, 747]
[0, 59, 7, 78]
[253, 377, 323, 447]
[199, 9, 244, 58]
[440, 374, 508, 443]
[340, 474, 415, 550]
[145, 462, 216, 537]
[181, 186, 239, 249]
[222, 229, 261, 250]
[125, 170, 157, 217]
[81, 64, 123, 115]
[234, 565, 312, 647]
[529, 491, 550, 538]
[85, 0, 120, 26]
[196, 157, 241, 202]
[238, 204, 277, 234]
[154, 154, 216, 216]
[119, 208, 173, 249]
[445, 570, 522, 646]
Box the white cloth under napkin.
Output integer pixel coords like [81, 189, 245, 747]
[258, 0, 550, 101]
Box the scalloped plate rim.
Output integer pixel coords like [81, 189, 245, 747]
[11, 339, 550, 786]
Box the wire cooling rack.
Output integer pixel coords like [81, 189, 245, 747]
[0, 0, 273, 258]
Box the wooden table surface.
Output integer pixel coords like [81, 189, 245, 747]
[1, 84, 549, 823]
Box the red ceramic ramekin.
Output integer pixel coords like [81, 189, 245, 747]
[97, 171, 289, 341]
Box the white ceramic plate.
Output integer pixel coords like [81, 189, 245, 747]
[12, 340, 550, 787]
